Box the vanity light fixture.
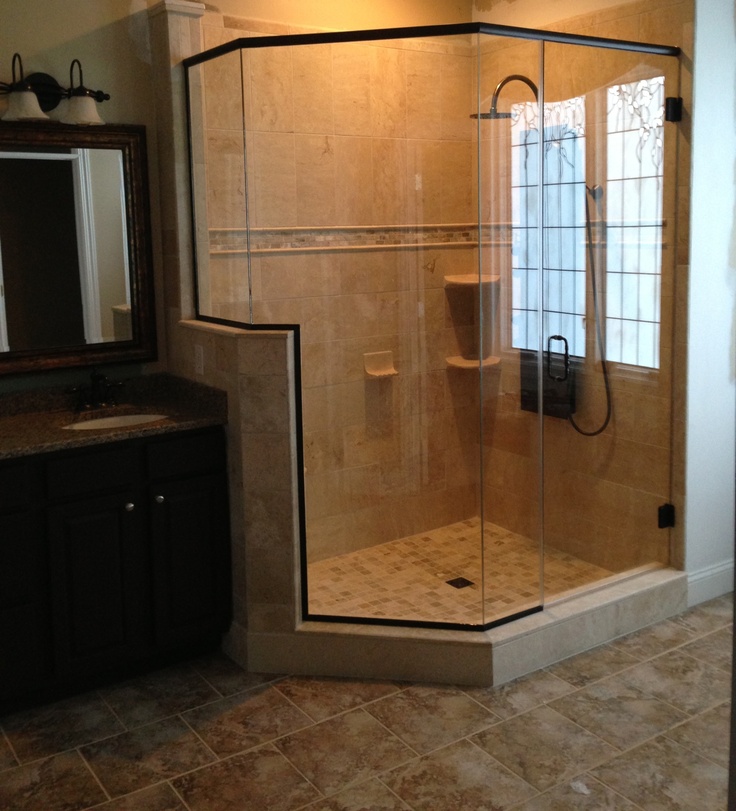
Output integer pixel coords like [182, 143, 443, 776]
[60, 59, 110, 125]
[0, 53, 49, 121]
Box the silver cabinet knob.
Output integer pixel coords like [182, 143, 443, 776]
[124, 502, 135, 512]
[155, 495, 165, 504]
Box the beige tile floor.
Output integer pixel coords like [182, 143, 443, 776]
[308, 518, 613, 625]
[0, 594, 731, 810]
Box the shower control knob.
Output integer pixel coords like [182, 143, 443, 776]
[124, 502, 135, 512]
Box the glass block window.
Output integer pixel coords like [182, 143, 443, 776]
[605, 76, 664, 369]
[511, 97, 587, 356]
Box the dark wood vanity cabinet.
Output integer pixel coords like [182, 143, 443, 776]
[0, 427, 231, 710]
[0, 460, 52, 697]
[147, 431, 231, 651]
[47, 443, 149, 681]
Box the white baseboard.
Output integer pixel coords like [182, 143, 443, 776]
[687, 559, 734, 606]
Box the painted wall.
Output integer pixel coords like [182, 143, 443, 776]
[209, 0, 469, 28]
[209, 0, 639, 29]
[0, 0, 155, 129]
[684, 0, 736, 601]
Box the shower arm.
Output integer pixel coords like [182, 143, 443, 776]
[488, 74, 539, 118]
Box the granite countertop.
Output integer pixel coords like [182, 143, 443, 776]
[0, 374, 228, 460]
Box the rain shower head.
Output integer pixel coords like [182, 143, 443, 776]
[472, 73, 539, 121]
[470, 110, 512, 120]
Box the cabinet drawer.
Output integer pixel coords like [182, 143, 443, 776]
[0, 459, 36, 512]
[46, 445, 138, 500]
[147, 429, 224, 480]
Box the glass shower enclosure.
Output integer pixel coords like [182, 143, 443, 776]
[185, 23, 681, 630]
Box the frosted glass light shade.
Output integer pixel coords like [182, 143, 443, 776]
[1, 90, 49, 121]
[61, 95, 104, 125]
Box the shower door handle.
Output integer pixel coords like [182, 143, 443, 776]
[547, 335, 570, 382]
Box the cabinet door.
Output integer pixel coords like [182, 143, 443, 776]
[0, 459, 50, 700]
[49, 492, 150, 677]
[0, 511, 51, 699]
[150, 472, 231, 649]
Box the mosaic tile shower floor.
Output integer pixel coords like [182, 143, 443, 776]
[307, 518, 613, 625]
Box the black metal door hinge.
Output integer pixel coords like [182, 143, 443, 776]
[658, 503, 676, 528]
[665, 97, 682, 122]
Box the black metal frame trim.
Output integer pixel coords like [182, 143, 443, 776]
[183, 21, 679, 69]
[305, 604, 544, 632]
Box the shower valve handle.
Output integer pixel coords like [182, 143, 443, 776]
[547, 335, 570, 382]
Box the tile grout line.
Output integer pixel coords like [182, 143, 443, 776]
[75, 744, 113, 807]
[176, 710, 223, 764]
[464, 734, 542, 801]
[97, 688, 131, 733]
[0, 722, 20, 769]
[269, 742, 328, 811]
[168, 778, 196, 811]
[374, 775, 421, 811]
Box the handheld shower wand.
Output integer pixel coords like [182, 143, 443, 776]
[566, 183, 612, 436]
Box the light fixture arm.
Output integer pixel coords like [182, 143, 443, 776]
[0, 53, 51, 120]
[0, 53, 65, 112]
[67, 59, 110, 104]
[0, 53, 29, 94]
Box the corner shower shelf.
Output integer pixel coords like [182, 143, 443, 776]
[446, 355, 501, 370]
[444, 274, 500, 288]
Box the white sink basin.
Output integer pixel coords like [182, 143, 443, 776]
[63, 414, 168, 431]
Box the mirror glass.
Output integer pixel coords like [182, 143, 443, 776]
[0, 123, 156, 374]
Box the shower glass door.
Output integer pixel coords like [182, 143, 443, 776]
[534, 42, 679, 600]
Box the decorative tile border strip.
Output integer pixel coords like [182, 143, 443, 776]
[205, 220, 628, 257]
[208, 223, 506, 255]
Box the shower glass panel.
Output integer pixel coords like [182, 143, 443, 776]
[477, 35, 544, 627]
[187, 45, 249, 323]
[287, 31, 497, 628]
[185, 23, 680, 631]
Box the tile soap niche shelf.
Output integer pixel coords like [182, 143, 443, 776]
[444, 272, 501, 371]
[364, 350, 398, 378]
[444, 273, 500, 288]
[446, 355, 501, 370]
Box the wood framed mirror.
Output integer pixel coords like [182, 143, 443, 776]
[0, 122, 156, 375]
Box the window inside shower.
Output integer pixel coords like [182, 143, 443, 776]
[512, 76, 665, 370]
[606, 76, 665, 369]
[511, 96, 588, 357]
[185, 23, 681, 631]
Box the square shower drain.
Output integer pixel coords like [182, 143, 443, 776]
[446, 576, 474, 589]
